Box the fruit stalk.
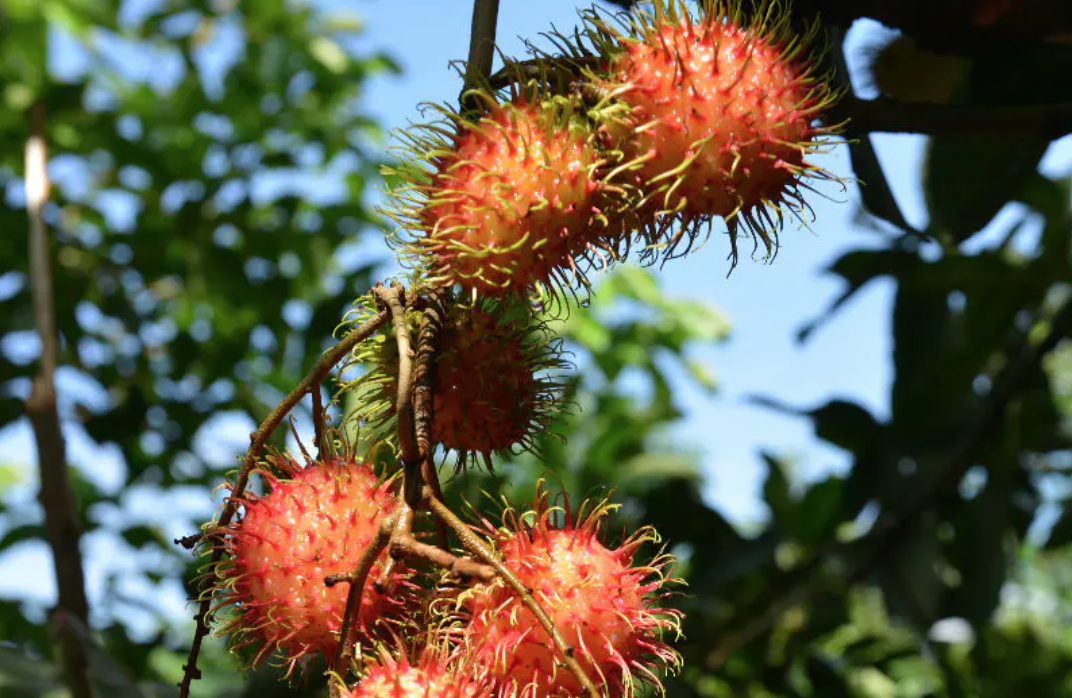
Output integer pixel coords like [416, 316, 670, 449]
[329, 513, 396, 691]
[413, 289, 450, 548]
[312, 383, 327, 458]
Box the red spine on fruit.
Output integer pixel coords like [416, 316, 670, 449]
[341, 641, 487, 698]
[213, 456, 411, 673]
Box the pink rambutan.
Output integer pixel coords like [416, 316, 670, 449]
[213, 455, 411, 672]
[454, 486, 682, 698]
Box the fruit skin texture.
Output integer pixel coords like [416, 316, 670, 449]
[386, 88, 617, 299]
[454, 487, 682, 698]
[589, 0, 839, 263]
[430, 302, 561, 461]
[341, 642, 485, 698]
[214, 455, 409, 672]
[341, 293, 567, 468]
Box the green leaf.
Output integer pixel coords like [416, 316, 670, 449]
[794, 477, 845, 546]
[923, 135, 1048, 244]
[924, 42, 1072, 245]
[762, 452, 794, 528]
[848, 135, 913, 232]
[0, 645, 61, 697]
[876, 514, 945, 628]
[809, 400, 882, 455]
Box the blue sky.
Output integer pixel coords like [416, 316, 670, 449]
[2, 0, 1071, 634]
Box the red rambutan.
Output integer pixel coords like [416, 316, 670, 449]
[587, 0, 840, 264]
[213, 455, 411, 672]
[340, 292, 568, 469]
[384, 82, 624, 300]
[452, 486, 682, 698]
[340, 639, 487, 698]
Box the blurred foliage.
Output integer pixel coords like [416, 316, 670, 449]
[2, 1, 1072, 698]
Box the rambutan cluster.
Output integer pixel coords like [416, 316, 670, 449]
[385, 0, 841, 302]
[190, 2, 846, 696]
[208, 452, 681, 698]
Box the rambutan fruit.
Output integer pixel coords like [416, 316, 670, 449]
[340, 639, 487, 698]
[383, 80, 625, 301]
[452, 486, 682, 698]
[585, 0, 841, 265]
[213, 455, 412, 672]
[340, 291, 568, 469]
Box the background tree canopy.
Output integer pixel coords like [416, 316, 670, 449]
[1, 1, 1072, 697]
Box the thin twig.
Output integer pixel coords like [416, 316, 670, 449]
[391, 535, 495, 581]
[312, 384, 327, 459]
[24, 101, 92, 698]
[330, 513, 396, 677]
[289, 416, 312, 463]
[706, 294, 1072, 667]
[178, 308, 389, 698]
[413, 289, 449, 549]
[464, 0, 500, 97]
[376, 283, 419, 467]
[426, 492, 600, 698]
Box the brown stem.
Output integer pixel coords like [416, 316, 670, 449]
[24, 101, 92, 698]
[391, 535, 495, 581]
[426, 493, 600, 698]
[464, 0, 500, 95]
[330, 513, 395, 674]
[376, 283, 419, 468]
[374, 500, 415, 592]
[312, 384, 327, 458]
[413, 290, 449, 548]
[178, 308, 389, 698]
